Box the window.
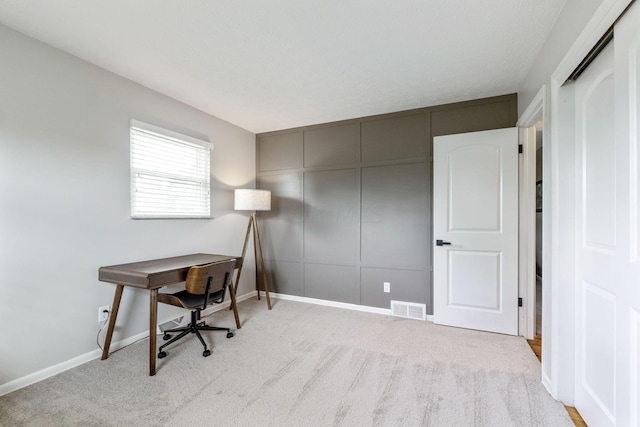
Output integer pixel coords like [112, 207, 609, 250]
[130, 120, 213, 219]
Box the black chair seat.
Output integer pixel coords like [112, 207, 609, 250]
[158, 289, 224, 310]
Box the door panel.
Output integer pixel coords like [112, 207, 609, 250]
[574, 4, 640, 424]
[616, 5, 640, 425]
[583, 70, 616, 249]
[581, 281, 616, 417]
[433, 128, 518, 335]
[449, 145, 502, 231]
[627, 12, 640, 425]
[574, 42, 617, 427]
[449, 251, 501, 310]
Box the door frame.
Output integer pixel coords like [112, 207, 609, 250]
[517, 86, 545, 341]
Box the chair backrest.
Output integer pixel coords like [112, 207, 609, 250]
[185, 259, 236, 297]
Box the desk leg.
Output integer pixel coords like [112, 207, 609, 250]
[101, 284, 124, 360]
[232, 265, 243, 305]
[149, 289, 158, 376]
[229, 281, 241, 329]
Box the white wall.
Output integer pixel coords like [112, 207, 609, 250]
[0, 24, 256, 388]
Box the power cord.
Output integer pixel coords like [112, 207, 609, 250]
[96, 308, 110, 351]
[95, 309, 150, 354]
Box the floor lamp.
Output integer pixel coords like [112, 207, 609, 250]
[233, 189, 272, 310]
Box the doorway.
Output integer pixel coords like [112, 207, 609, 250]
[517, 87, 545, 343]
[534, 124, 543, 338]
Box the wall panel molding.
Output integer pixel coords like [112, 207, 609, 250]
[256, 94, 517, 313]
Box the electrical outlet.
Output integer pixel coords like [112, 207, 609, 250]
[384, 282, 391, 293]
[98, 305, 110, 322]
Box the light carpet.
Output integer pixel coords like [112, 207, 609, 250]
[0, 298, 572, 426]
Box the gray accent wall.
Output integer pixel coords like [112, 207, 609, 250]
[257, 94, 517, 313]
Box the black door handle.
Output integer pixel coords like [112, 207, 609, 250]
[436, 240, 452, 246]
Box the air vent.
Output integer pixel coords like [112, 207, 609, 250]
[390, 300, 426, 321]
[157, 316, 185, 334]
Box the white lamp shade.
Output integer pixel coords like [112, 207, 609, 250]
[234, 189, 271, 211]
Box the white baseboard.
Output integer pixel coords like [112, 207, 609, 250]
[262, 291, 434, 322]
[0, 290, 260, 397]
[541, 371, 558, 404]
[265, 291, 392, 315]
[0, 290, 429, 397]
[0, 328, 149, 397]
[194, 290, 257, 319]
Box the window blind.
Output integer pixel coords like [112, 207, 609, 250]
[130, 120, 212, 218]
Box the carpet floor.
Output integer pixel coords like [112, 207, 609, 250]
[0, 298, 572, 426]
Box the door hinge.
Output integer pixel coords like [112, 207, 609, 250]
[518, 144, 523, 154]
[518, 297, 523, 307]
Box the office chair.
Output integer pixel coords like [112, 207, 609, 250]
[157, 259, 237, 358]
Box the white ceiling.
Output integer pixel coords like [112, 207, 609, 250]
[0, 1, 566, 133]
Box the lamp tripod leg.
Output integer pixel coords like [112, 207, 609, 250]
[252, 212, 272, 310]
[230, 214, 253, 311]
[252, 213, 260, 301]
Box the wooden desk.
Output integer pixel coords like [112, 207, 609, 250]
[98, 253, 243, 376]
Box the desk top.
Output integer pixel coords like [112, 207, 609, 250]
[98, 253, 242, 289]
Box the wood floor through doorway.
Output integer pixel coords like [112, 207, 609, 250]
[526, 336, 587, 427]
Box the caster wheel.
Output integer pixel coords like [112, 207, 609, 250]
[226, 332, 234, 339]
[158, 351, 167, 359]
[203, 349, 211, 357]
[163, 334, 172, 341]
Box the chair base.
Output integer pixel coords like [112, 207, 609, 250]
[157, 310, 233, 358]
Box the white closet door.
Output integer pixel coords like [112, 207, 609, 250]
[613, 5, 640, 424]
[574, 3, 640, 425]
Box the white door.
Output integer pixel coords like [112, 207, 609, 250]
[574, 4, 640, 426]
[433, 128, 519, 335]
